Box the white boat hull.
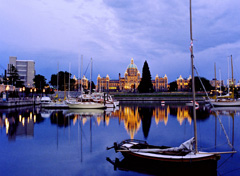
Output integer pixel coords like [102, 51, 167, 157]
[67, 102, 105, 109]
[211, 100, 240, 107]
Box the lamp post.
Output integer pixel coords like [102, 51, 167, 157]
[19, 88, 22, 100]
[5, 85, 9, 101]
[23, 87, 25, 100]
[30, 88, 33, 99]
[43, 89, 45, 97]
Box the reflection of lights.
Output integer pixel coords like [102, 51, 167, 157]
[97, 117, 102, 126]
[105, 116, 110, 126]
[22, 118, 25, 126]
[30, 112, 32, 120]
[19, 115, 22, 122]
[82, 118, 87, 125]
[6, 85, 10, 91]
[177, 107, 192, 125]
[34, 115, 36, 123]
[73, 115, 77, 125]
[28, 117, 29, 124]
[153, 106, 169, 126]
[5, 118, 9, 134]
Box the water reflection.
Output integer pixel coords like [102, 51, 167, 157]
[1, 104, 239, 141]
[106, 157, 218, 176]
[0, 107, 43, 141]
[0, 104, 239, 176]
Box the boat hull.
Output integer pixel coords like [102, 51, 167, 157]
[121, 150, 220, 163]
[67, 102, 105, 109]
[211, 100, 240, 107]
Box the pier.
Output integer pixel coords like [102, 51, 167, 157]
[0, 98, 40, 108]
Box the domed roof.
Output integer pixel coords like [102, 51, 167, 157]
[127, 58, 138, 69]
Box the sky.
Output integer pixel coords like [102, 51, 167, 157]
[0, 0, 240, 84]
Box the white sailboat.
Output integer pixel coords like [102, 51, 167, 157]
[107, 0, 235, 164]
[67, 58, 105, 109]
[211, 55, 240, 107]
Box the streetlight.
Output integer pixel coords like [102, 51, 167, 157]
[19, 88, 22, 100]
[23, 87, 25, 99]
[30, 88, 33, 98]
[43, 89, 45, 97]
[5, 85, 9, 101]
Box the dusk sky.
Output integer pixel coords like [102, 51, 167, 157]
[0, 0, 240, 84]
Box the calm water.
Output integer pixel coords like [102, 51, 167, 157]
[0, 102, 240, 176]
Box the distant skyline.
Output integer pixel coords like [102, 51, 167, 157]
[1, 0, 240, 84]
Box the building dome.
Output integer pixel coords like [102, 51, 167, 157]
[127, 58, 138, 69]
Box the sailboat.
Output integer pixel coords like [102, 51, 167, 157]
[107, 0, 229, 164]
[210, 55, 240, 107]
[67, 58, 105, 109]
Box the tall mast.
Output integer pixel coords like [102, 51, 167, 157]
[81, 55, 83, 95]
[214, 63, 217, 97]
[57, 62, 59, 96]
[231, 55, 233, 86]
[90, 58, 92, 95]
[190, 0, 198, 153]
[69, 62, 71, 98]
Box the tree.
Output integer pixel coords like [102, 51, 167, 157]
[4, 65, 24, 87]
[88, 81, 96, 92]
[169, 81, 178, 92]
[33, 74, 47, 89]
[189, 77, 213, 91]
[138, 61, 153, 93]
[49, 71, 75, 91]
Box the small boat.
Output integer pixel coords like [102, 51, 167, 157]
[107, 138, 220, 163]
[40, 96, 52, 105]
[40, 96, 69, 108]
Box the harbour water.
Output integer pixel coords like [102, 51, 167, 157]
[0, 102, 240, 176]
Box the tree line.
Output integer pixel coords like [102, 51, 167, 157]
[1, 63, 217, 93]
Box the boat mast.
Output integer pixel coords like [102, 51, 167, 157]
[231, 55, 233, 86]
[190, 0, 198, 153]
[90, 58, 92, 95]
[214, 63, 217, 98]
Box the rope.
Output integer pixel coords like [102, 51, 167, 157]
[194, 66, 213, 107]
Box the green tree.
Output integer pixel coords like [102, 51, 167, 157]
[138, 61, 153, 93]
[33, 74, 47, 89]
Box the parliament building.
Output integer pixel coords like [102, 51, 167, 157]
[96, 58, 168, 92]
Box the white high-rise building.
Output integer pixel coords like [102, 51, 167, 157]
[8, 56, 35, 87]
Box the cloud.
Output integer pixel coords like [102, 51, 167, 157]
[0, 0, 240, 84]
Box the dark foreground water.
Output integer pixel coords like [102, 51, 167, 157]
[0, 102, 240, 176]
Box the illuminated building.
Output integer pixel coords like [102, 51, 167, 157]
[74, 75, 89, 90]
[96, 58, 168, 92]
[176, 75, 191, 91]
[153, 74, 168, 92]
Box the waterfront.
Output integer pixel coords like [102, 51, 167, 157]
[0, 102, 240, 176]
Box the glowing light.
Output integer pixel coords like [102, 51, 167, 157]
[22, 118, 25, 126]
[30, 112, 32, 120]
[34, 115, 36, 123]
[5, 118, 9, 134]
[19, 115, 22, 122]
